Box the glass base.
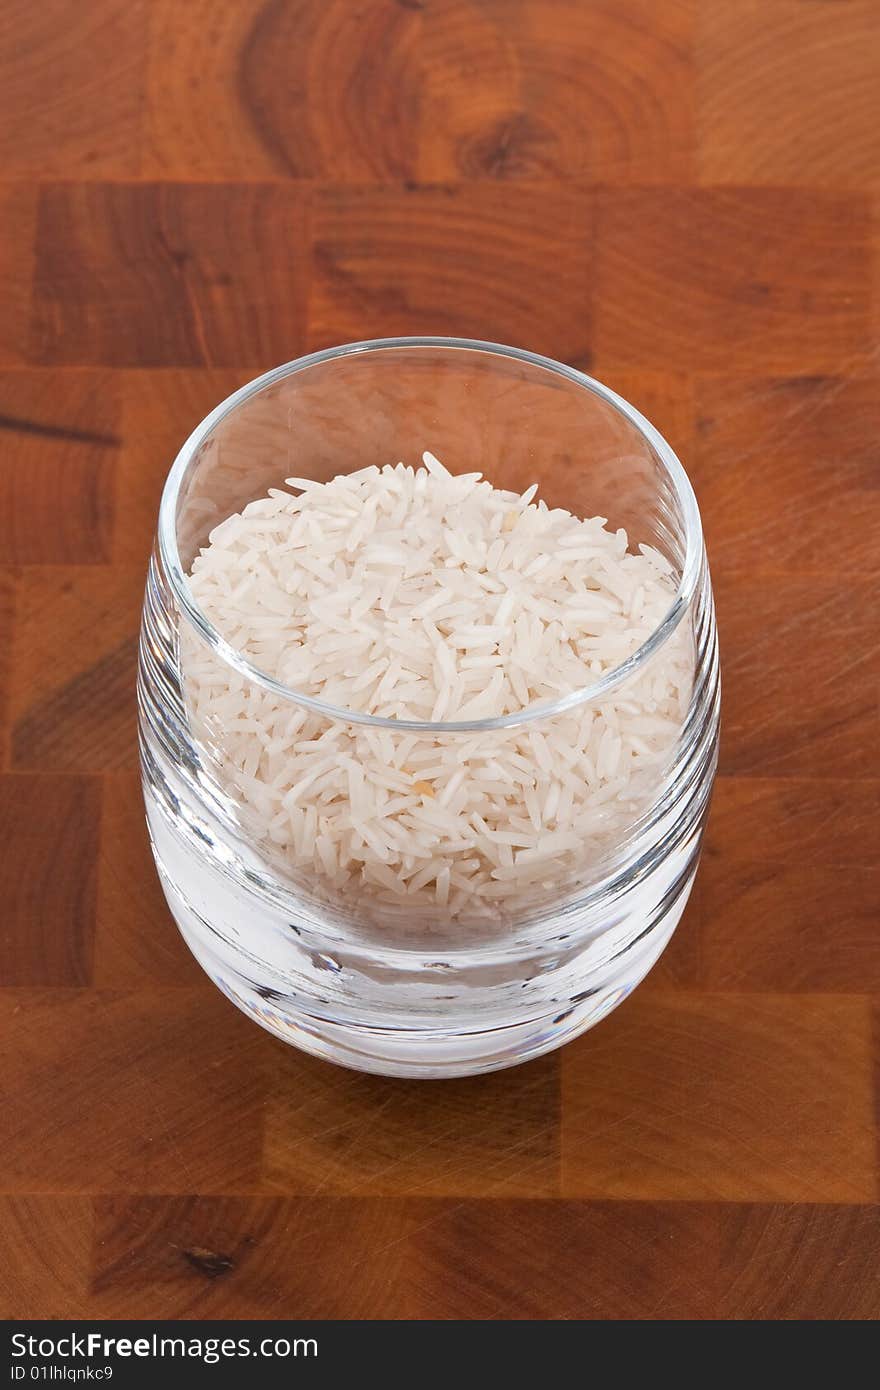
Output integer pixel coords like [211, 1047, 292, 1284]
[143, 734, 704, 1079]
[158, 864, 690, 1079]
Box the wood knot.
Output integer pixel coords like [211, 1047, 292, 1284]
[463, 113, 552, 179]
[182, 1247, 235, 1279]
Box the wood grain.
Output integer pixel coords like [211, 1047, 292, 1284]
[147, 0, 421, 181]
[0, 1, 146, 178]
[698, 1, 880, 187]
[0, 568, 14, 761]
[417, 0, 695, 184]
[0, 0, 878, 1322]
[1, 989, 268, 1194]
[262, 1050, 559, 1197]
[692, 375, 880, 574]
[714, 573, 878, 778]
[0, 1198, 93, 1321]
[9, 565, 143, 771]
[94, 772, 203, 989]
[309, 184, 593, 361]
[594, 188, 872, 372]
[90, 1196, 422, 1320]
[0, 773, 100, 985]
[0, 370, 119, 564]
[30, 184, 311, 368]
[560, 993, 876, 1201]
[0, 186, 37, 364]
[410, 1200, 880, 1320]
[697, 859, 880, 993]
[6, 1195, 880, 1321]
[707, 778, 879, 866]
[116, 369, 252, 565]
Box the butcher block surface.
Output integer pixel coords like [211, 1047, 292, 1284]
[0, 0, 878, 1320]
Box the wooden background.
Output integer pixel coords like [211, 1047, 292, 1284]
[1, 0, 878, 1321]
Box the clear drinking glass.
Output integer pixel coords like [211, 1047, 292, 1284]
[139, 338, 719, 1077]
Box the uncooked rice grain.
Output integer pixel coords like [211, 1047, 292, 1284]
[184, 453, 692, 920]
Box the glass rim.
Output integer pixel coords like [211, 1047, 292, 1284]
[158, 335, 704, 733]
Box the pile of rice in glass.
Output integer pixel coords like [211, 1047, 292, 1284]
[185, 453, 692, 920]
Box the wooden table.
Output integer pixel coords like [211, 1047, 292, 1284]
[1, 0, 878, 1321]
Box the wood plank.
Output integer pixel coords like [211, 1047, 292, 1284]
[0, 186, 37, 365]
[92, 1195, 422, 1319]
[0, 1197, 93, 1319]
[0, 989, 270, 1194]
[88, 1197, 880, 1319]
[714, 573, 878, 778]
[697, 858, 880, 992]
[115, 368, 253, 566]
[0, 370, 120, 564]
[0, 1, 146, 179]
[146, 0, 420, 180]
[692, 375, 880, 575]
[706, 776, 879, 866]
[9, 565, 143, 771]
[309, 184, 593, 363]
[560, 993, 876, 1201]
[409, 1199, 880, 1319]
[30, 184, 311, 368]
[418, 0, 695, 183]
[262, 1050, 559, 1197]
[594, 188, 873, 372]
[94, 772, 204, 989]
[698, 1, 880, 187]
[0, 568, 14, 768]
[0, 773, 100, 986]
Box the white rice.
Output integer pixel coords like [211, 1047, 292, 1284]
[185, 453, 692, 920]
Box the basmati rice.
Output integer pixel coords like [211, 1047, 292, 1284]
[185, 453, 692, 919]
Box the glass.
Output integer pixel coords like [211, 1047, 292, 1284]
[139, 338, 719, 1077]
